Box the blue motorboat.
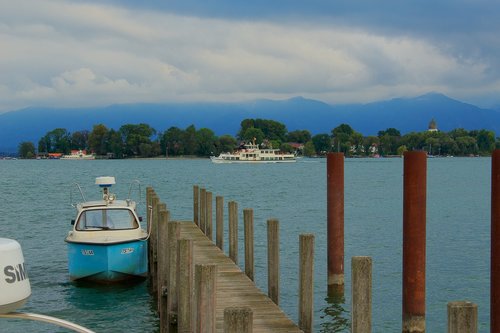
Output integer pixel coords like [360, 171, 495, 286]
[65, 177, 148, 282]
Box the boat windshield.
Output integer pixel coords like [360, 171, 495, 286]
[76, 208, 139, 231]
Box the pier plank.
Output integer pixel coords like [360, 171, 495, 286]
[176, 221, 303, 333]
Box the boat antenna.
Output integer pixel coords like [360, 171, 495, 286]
[95, 177, 116, 204]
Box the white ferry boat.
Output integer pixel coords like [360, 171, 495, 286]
[210, 141, 296, 163]
[61, 150, 95, 160]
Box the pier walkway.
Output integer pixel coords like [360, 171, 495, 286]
[178, 220, 303, 332]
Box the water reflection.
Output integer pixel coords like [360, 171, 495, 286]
[319, 293, 350, 333]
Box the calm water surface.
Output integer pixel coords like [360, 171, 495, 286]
[0, 157, 491, 332]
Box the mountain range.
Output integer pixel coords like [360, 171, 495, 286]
[1, 92, 499, 153]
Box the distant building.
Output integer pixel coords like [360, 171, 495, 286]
[428, 118, 438, 132]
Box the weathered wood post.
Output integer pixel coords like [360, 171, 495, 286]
[244, 208, 254, 281]
[492, 150, 500, 332]
[206, 191, 213, 240]
[299, 234, 314, 333]
[193, 185, 199, 227]
[146, 187, 154, 288]
[216, 196, 224, 250]
[228, 201, 238, 264]
[177, 238, 194, 333]
[402, 151, 427, 333]
[157, 207, 170, 332]
[149, 195, 160, 302]
[167, 221, 181, 332]
[200, 188, 207, 234]
[267, 218, 280, 305]
[195, 264, 217, 333]
[352, 256, 372, 333]
[447, 301, 477, 333]
[327, 152, 345, 295]
[224, 307, 253, 333]
[146, 186, 153, 226]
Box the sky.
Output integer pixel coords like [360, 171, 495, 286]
[1, 0, 499, 113]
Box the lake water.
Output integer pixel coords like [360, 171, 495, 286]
[0, 157, 492, 332]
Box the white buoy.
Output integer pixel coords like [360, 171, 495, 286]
[0, 238, 31, 314]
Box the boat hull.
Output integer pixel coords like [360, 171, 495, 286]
[67, 239, 147, 282]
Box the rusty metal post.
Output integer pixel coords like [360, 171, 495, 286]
[327, 152, 344, 295]
[402, 151, 427, 333]
[492, 149, 500, 332]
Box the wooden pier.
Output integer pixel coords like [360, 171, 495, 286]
[147, 186, 306, 333]
[179, 221, 302, 332]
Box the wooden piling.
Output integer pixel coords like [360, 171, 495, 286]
[299, 234, 314, 333]
[352, 256, 372, 333]
[244, 208, 254, 281]
[447, 301, 477, 333]
[228, 201, 238, 264]
[150, 196, 160, 303]
[224, 307, 253, 333]
[195, 264, 217, 333]
[146, 186, 153, 226]
[146, 187, 154, 289]
[327, 152, 345, 295]
[206, 191, 213, 240]
[267, 218, 280, 305]
[167, 221, 181, 331]
[157, 208, 170, 333]
[200, 188, 207, 234]
[177, 239, 194, 333]
[216, 196, 224, 250]
[492, 150, 500, 332]
[193, 185, 199, 227]
[402, 151, 427, 333]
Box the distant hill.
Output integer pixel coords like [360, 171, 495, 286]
[1, 92, 499, 153]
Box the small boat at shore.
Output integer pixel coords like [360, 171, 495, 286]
[210, 141, 296, 164]
[65, 177, 148, 282]
[61, 150, 95, 160]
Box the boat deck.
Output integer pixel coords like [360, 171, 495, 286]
[178, 221, 303, 332]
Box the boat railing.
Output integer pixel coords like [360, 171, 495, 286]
[128, 179, 142, 206]
[70, 183, 86, 207]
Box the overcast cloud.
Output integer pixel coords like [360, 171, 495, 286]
[0, 0, 499, 112]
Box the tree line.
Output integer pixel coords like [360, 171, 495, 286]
[17, 118, 500, 158]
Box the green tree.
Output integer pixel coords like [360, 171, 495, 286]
[456, 136, 477, 155]
[279, 142, 294, 153]
[183, 125, 198, 155]
[238, 119, 287, 142]
[107, 129, 124, 158]
[397, 145, 408, 156]
[216, 135, 237, 154]
[89, 124, 109, 156]
[362, 136, 379, 156]
[331, 124, 361, 156]
[162, 126, 185, 156]
[39, 128, 71, 153]
[71, 130, 89, 150]
[120, 123, 156, 157]
[18, 141, 35, 159]
[196, 128, 217, 156]
[378, 128, 401, 156]
[286, 130, 311, 143]
[475, 129, 495, 154]
[303, 141, 316, 157]
[240, 127, 265, 144]
[312, 133, 331, 155]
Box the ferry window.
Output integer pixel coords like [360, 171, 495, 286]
[76, 209, 138, 231]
